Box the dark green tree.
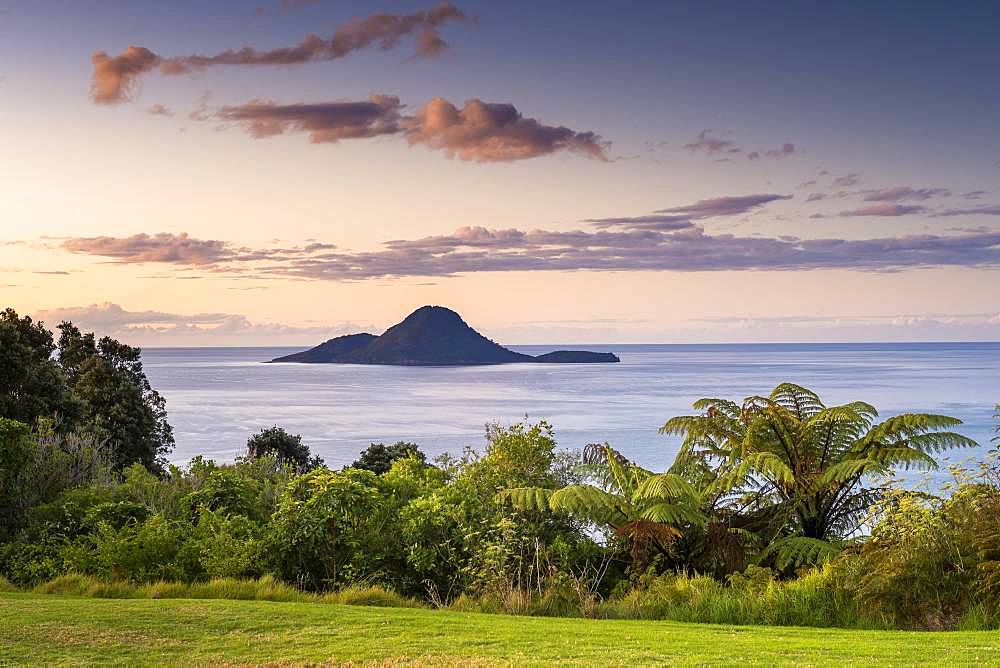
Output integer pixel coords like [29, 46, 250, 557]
[0, 309, 70, 426]
[245, 426, 323, 473]
[57, 322, 174, 473]
[352, 441, 425, 475]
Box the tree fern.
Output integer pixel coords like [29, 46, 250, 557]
[502, 445, 704, 567]
[664, 382, 976, 569]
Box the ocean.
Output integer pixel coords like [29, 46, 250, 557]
[142, 342, 1000, 476]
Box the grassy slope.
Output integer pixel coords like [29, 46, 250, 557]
[1, 594, 998, 666]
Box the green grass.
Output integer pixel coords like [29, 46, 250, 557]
[2, 593, 999, 666]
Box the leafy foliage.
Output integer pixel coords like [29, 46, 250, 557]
[831, 479, 1000, 629]
[0, 418, 111, 541]
[506, 443, 703, 567]
[1, 337, 996, 632]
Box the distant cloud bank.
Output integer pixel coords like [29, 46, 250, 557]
[33, 302, 371, 345]
[54, 193, 1000, 280]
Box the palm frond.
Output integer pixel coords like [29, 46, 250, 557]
[615, 519, 681, 545]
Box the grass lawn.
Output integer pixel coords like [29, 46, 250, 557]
[1, 593, 998, 666]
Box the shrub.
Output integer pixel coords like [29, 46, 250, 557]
[187, 511, 265, 579]
[60, 514, 189, 583]
[267, 468, 399, 590]
[324, 584, 423, 608]
[832, 482, 1000, 630]
[245, 426, 323, 473]
[33, 573, 103, 596]
[603, 567, 870, 628]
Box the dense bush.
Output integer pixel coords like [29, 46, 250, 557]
[2, 366, 999, 632]
[830, 480, 1000, 629]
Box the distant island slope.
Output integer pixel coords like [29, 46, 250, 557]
[270, 306, 620, 365]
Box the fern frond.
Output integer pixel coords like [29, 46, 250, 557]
[761, 536, 842, 570]
[816, 459, 888, 487]
[639, 502, 704, 526]
[769, 383, 825, 419]
[549, 484, 630, 526]
[633, 473, 698, 502]
[501, 487, 554, 512]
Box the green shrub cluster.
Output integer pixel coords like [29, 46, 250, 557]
[3, 321, 999, 634]
[0, 420, 602, 605]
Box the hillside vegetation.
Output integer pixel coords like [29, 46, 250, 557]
[3, 308, 999, 635]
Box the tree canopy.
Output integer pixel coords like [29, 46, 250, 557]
[245, 426, 323, 473]
[0, 309, 69, 426]
[0, 309, 174, 473]
[352, 441, 426, 475]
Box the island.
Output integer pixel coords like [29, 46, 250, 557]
[269, 306, 620, 365]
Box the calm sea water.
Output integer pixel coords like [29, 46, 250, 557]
[142, 343, 1000, 473]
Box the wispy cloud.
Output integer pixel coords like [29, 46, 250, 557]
[656, 194, 792, 218]
[836, 203, 928, 217]
[216, 95, 610, 162]
[934, 205, 1000, 217]
[90, 3, 469, 103]
[683, 130, 796, 161]
[860, 186, 951, 202]
[960, 190, 988, 200]
[746, 143, 795, 160]
[217, 95, 403, 141]
[62, 232, 232, 265]
[832, 173, 861, 187]
[586, 193, 790, 230]
[146, 103, 173, 116]
[683, 130, 740, 156]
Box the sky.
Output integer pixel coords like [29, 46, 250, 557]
[1, 0, 999, 345]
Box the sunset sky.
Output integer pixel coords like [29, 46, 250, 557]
[2, 1, 999, 345]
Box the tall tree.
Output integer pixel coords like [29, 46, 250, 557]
[57, 322, 174, 473]
[0, 309, 69, 426]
